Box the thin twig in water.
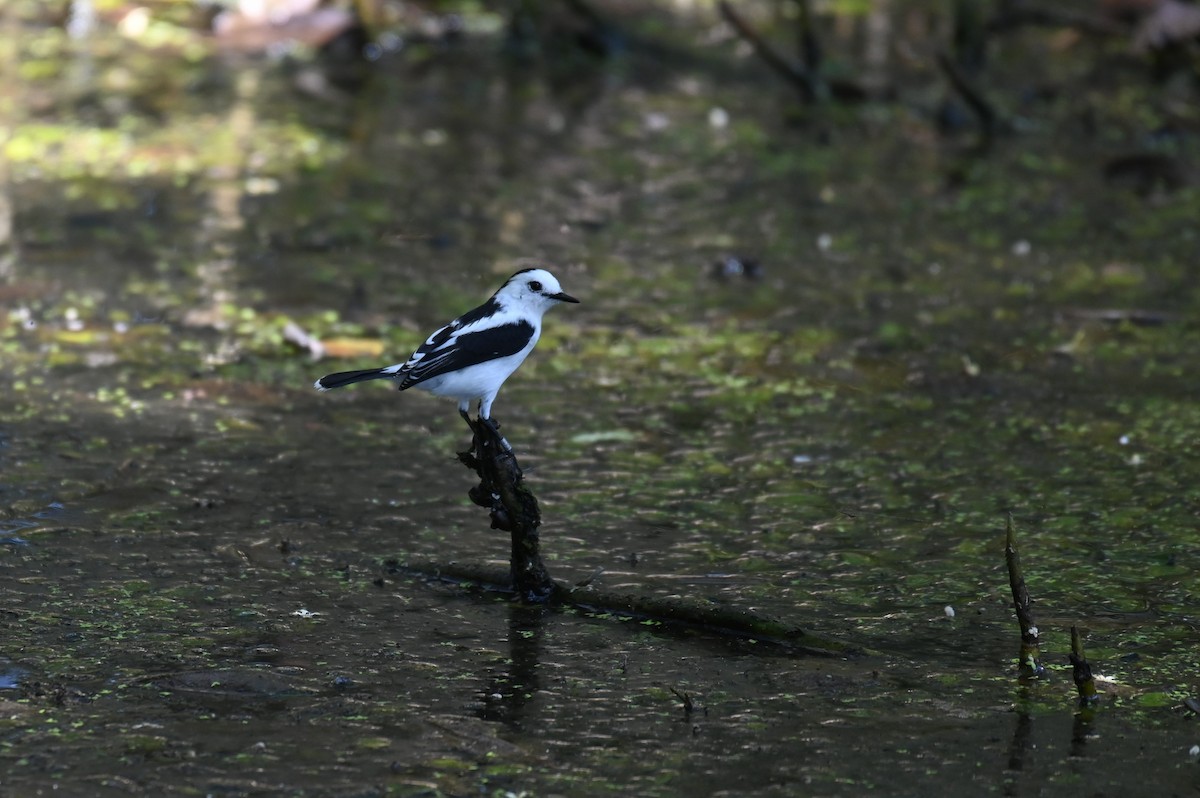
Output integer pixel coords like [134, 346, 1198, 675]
[1069, 626, 1099, 704]
[574, 567, 604, 588]
[669, 686, 695, 715]
[1005, 514, 1045, 678]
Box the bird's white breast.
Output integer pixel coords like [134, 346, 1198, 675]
[414, 330, 541, 401]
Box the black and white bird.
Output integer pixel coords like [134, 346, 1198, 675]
[314, 267, 579, 428]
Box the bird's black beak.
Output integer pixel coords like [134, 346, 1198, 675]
[552, 291, 580, 303]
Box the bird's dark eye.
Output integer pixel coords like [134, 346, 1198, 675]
[529, 281, 543, 292]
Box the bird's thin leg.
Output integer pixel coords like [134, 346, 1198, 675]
[458, 406, 472, 426]
[483, 416, 514, 454]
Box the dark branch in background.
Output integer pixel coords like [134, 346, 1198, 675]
[1005, 514, 1045, 678]
[936, 49, 1003, 142]
[505, 0, 623, 59]
[561, 0, 609, 35]
[792, 0, 821, 74]
[952, 0, 987, 74]
[718, 1, 817, 103]
[987, 1, 1125, 37]
[559, 0, 623, 57]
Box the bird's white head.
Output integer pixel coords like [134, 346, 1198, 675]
[495, 267, 580, 314]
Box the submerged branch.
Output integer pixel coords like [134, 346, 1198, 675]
[395, 558, 868, 657]
[563, 584, 865, 656]
[420, 415, 870, 655]
[936, 49, 1004, 143]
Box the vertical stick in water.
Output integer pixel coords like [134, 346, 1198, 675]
[1070, 625, 1099, 703]
[1005, 514, 1045, 678]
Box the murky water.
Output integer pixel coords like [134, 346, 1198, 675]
[3, 6, 1200, 796]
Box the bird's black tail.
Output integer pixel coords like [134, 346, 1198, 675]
[314, 368, 392, 392]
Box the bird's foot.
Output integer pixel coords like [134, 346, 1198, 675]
[481, 416, 513, 454]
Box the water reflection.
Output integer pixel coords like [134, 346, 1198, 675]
[0, 502, 66, 544]
[0, 663, 26, 689]
[1004, 687, 1103, 796]
[477, 602, 547, 728]
[1070, 705, 1097, 758]
[1005, 705, 1033, 774]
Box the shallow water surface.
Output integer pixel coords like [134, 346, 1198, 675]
[2, 8, 1200, 797]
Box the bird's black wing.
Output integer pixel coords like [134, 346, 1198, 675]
[399, 320, 535, 390]
[416, 297, 501, 353]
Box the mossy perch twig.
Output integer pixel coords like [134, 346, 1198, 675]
[1005, 514, 1045, 678]
[457, 418, 554, 603]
